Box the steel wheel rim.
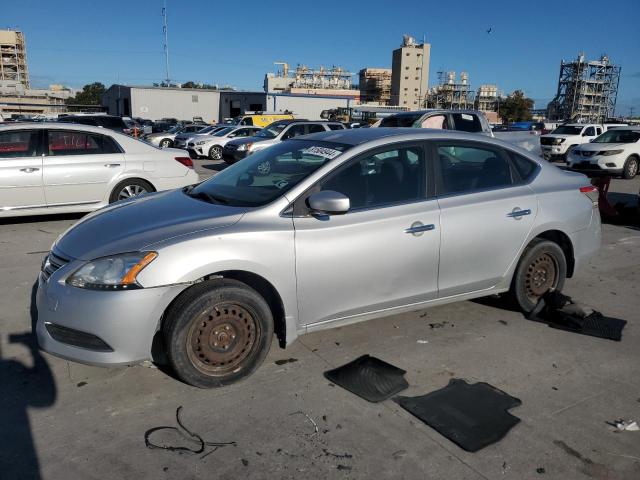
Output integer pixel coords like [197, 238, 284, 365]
[118, 184, 147, 200]
[210, 146, 222, 160]
[186, 302, 259, 376]
[524, 253, 558, 303]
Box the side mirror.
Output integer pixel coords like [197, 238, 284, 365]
[307, 190, 350, 215]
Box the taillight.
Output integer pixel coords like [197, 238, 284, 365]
[175, 156, 194, 168]
[580, 185, 599, 206]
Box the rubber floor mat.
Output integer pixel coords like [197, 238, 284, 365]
[324, 355, 409, 403]
[528, 291, 626, 341]
[394, 379, 521, 452]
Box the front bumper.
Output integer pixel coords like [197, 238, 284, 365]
[222, 147, 249, 163]
[567, 154, 624, 176]
[541, 145, 567, 158]
[36, 272, 188, 365]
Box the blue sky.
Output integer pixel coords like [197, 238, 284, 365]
[5, 0, 640, 114]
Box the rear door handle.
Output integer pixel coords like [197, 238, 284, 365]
[405, 222, 435, 236]
[19, 167, 40, 173]
[104, 163, 121, 168]
[507, 208, 531, 219]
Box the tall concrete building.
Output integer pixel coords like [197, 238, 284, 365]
[390, 35, 430, 108]
[0, 29, 29, 88]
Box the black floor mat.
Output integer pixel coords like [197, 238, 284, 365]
[528, 292, 626, 341]
[324, 355, 409, 403]
[394, 379, 521, 452]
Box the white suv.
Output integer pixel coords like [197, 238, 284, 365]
[567, 127, 640, 179]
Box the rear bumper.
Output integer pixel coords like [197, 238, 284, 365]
[569, 208, 602, 275]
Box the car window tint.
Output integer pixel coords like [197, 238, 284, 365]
[47, 131, 120, 156]
[450, 113, 482, 132]
[437, 144, 513, 194]
[328, 124, 345, 130]
[379, 113, 422, 127]
[284, 125, 306, 139]
[584, 126, 595, 136]
[321, 145, 426, 210]
[0, 130, 39, 158]
[509, 151, 537, 181]
[308, 124, 326, 134]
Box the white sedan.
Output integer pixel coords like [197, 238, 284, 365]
[186, 125, 262, 159]
[0, 123, 199, 218]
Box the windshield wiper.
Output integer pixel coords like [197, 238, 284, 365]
[187, 190, 229, 205]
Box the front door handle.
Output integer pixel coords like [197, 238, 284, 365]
[104, 163, 121, 168]
[19, 167, 40, 173]
[405, 222, 435, 236]
[507, 208, 531, 220]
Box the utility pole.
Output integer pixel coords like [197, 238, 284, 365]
[630, 106, 635, 119]
[162, 0, 171, 86]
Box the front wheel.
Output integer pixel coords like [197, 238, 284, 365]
[510, 239, 567, 313]
[159, 138, 172, 148]
[208, 145, 222, 160]
[164, 279, 274, 388]
[622, 156, 638, 180]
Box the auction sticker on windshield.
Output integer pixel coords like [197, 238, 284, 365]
[302, 146, 342, 160]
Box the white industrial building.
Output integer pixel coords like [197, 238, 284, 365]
[102, 85, 353, 122]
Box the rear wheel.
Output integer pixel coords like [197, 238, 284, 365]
[622, 156, 638, 179]
[164, 279, 273, 388]
[208, 145, 222, 160]
[109, 178, 153, 203]
[159, 138, 172, 148]
[510, 239, 567, 313]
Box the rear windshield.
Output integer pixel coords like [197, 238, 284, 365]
[95, 117, 126, 128]
[551, 125, 582, 135]
[379, 113, 423, 128]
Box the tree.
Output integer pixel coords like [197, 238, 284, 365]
[65, 82, 106, 105]
[498, 90, 534, 123]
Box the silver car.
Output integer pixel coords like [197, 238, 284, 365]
[36, 128, 601, 388]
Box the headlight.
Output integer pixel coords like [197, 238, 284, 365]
[67, 252, 157, 290]
[196, 140, 206, 145]
[237, 142, 252, 152]
[554, 138, 565, 145]
[600, 149, 623, 156]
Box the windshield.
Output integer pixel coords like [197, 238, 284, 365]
[197, 126, 215, 134]
[593, 130, 640, 143]
[551, 125, 582, 135]
[255, 123, 287, 138]
[166, 125, 182, 134]
[186, 140, 350, 207]
[214, 127, 235, 136]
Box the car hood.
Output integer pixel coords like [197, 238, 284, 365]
[543, 134, 579, 140]
[576, 142, 626, 152]
[54, 189, 246, 260]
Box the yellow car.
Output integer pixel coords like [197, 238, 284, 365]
[232, 112, 295, 127]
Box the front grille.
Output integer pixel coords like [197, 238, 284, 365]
[581, 151, 596, 157]
[540, 137, 555, 146]
[224, 144, 238, 151]
[45, 323, 114, 352]
[41, 250, 71, 281]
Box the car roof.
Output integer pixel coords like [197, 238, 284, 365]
[300, 127, 487, 145]
[387, 109, 481, 117]
[0, 121, 120, 135]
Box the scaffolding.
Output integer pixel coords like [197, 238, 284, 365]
[0, 29, 29, 88]
[425, 71, 474, 109]
[547, 53, 620, 123]
[359, 68, 392, 104]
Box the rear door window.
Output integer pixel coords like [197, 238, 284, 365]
[450, 113, 483, 133]
[47, 131, 121, 156]
[584, 126, 596, 136]
[436, 143, 514, 195]
[0, 130, 40, 158]
[307, 124, 327, 134]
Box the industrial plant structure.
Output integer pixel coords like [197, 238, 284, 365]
[0, 29, 29, 88]
[359, 68, 392, 104]
[425, 71, 473, 110]
[264, 63, 358, 100]
[547, 54, 621, 123]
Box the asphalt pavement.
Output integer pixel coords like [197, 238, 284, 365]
[0, 163, 638, 480]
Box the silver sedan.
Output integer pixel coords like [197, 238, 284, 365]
[36, 128, 601, 388]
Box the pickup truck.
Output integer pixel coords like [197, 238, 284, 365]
[378, 109, 542, 157]
[540, 124, 607, 161]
